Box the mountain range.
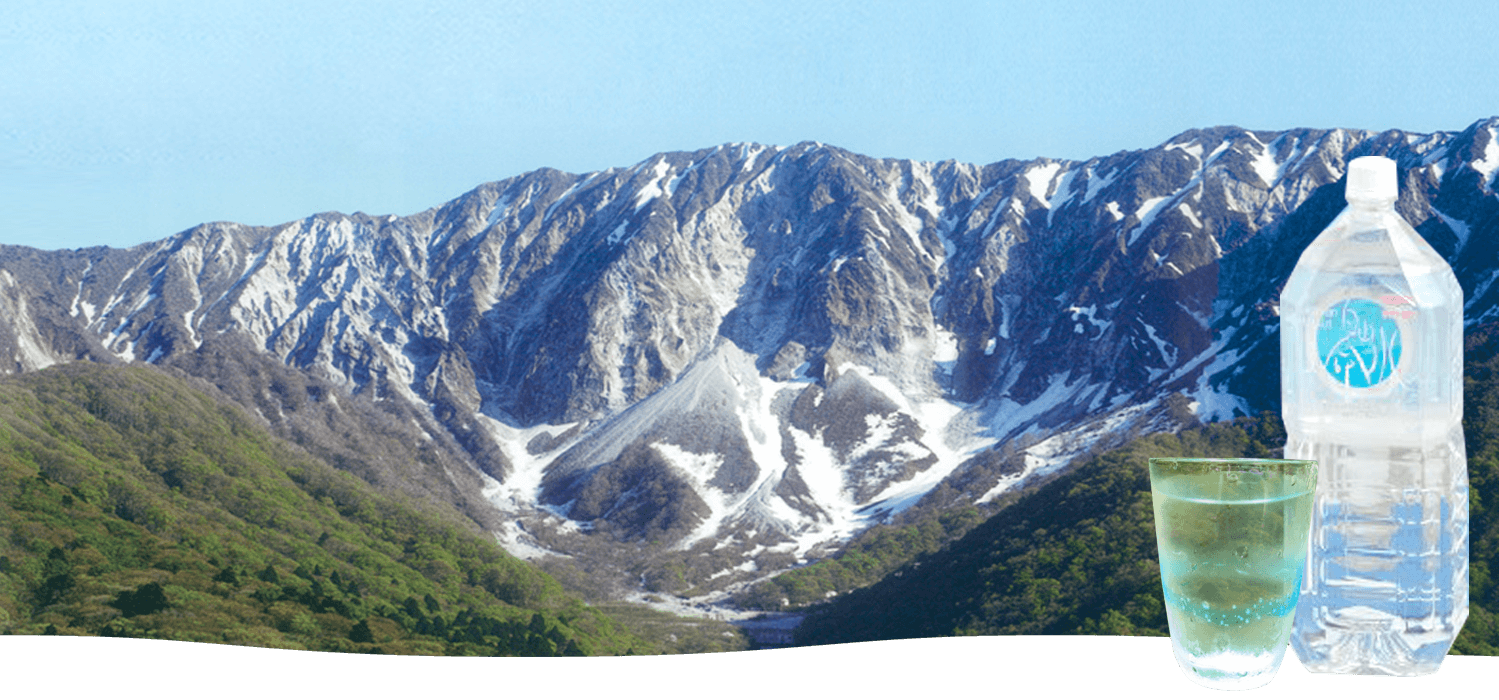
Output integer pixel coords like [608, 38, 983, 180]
[2, 116, 1497, 605]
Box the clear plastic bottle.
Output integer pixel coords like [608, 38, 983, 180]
[1281, 155, 1469, 675]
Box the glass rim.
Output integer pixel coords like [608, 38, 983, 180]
[1148, 456, 1317, 477]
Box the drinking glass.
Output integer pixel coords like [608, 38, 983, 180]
[1148, 457, 1317, 690]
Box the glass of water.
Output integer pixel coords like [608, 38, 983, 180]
[1148, 457, 1317, 690]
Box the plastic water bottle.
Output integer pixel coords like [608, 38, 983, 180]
[1280, 156, 1468, 675]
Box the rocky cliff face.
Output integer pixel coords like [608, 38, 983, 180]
[4, 117, 1497, 600]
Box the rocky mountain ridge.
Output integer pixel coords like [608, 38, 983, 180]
[3, 116, 1497, 601]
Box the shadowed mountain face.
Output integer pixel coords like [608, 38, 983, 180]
[3, 117, 1498, 599]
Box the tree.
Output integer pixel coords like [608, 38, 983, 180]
[403, 596, 423, 619]
[113, 582, 170, 617]
[257, 564, 280, 584]
[349, 618, 374, 643]
[213, 566, 240, 585]
[37, 573, 75, 607]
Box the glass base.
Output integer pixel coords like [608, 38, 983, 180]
[1172, 636, 1287, 690]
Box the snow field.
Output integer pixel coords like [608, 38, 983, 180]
[476, 414, 587, 559]
[1472, 126, 1499, 188]
[632, 158, 673, 212]
[841, 363, 987, 518]
[0, 273, 59, 370]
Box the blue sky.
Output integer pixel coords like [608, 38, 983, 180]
[3, 0, 1496, 250]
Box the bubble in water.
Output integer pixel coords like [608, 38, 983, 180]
[1235, 545, 1249, 559]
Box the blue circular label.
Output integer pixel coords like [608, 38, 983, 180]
[1317, 298, 1403, 388]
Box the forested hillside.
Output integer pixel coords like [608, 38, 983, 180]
[0, 364, 670, 654]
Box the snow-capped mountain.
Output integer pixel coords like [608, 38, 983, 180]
[4, 117, 1498, 600]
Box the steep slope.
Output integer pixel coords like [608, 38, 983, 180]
[0, 363, 649, 654]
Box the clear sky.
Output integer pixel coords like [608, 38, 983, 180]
[4, 0, 1496, 251]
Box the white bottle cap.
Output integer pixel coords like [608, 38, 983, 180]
[1346, 155, 1397, 202]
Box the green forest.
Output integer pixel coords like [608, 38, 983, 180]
[0, 363, 746, 655]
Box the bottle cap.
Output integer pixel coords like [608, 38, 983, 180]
[1346, 156, 1397, 202]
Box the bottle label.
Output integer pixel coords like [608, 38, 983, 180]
[1316, 297, 1406, 388]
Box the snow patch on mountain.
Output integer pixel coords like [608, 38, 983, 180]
[0, 271, 60, 371]
[1249, 134, 1285, 187]
[1067, 305, 1110, 338]
[69, 260, 95, 322]
[634, 158, 674, 211]
[1046, 169, 1080, 226]
[1085, 166, 1119, 203]
[479, 414, 589, 560]
[1187, 368, 1248, 422]
[1129, 196, 1171, 245]
[606, 221, 631, 246]
[884, 180, 929, 254]
[1434, 209, 1472, 250]
[1166, 140, 1203, 159]
[783, 424, 863, 551]
[986, 372, 1078, 440]
[1141, 322, 1178, 370]
[654, 442, 730, 549]
[1178, 202, 1203, 229]
[1026, 163, 1063, 203]
[1470, 277, 1499, 326]
[542, 183, 584, 223]
[975, 399, 1161, 505]
[1473, 126, 1499, 189]
[862, 420, 984, 517]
